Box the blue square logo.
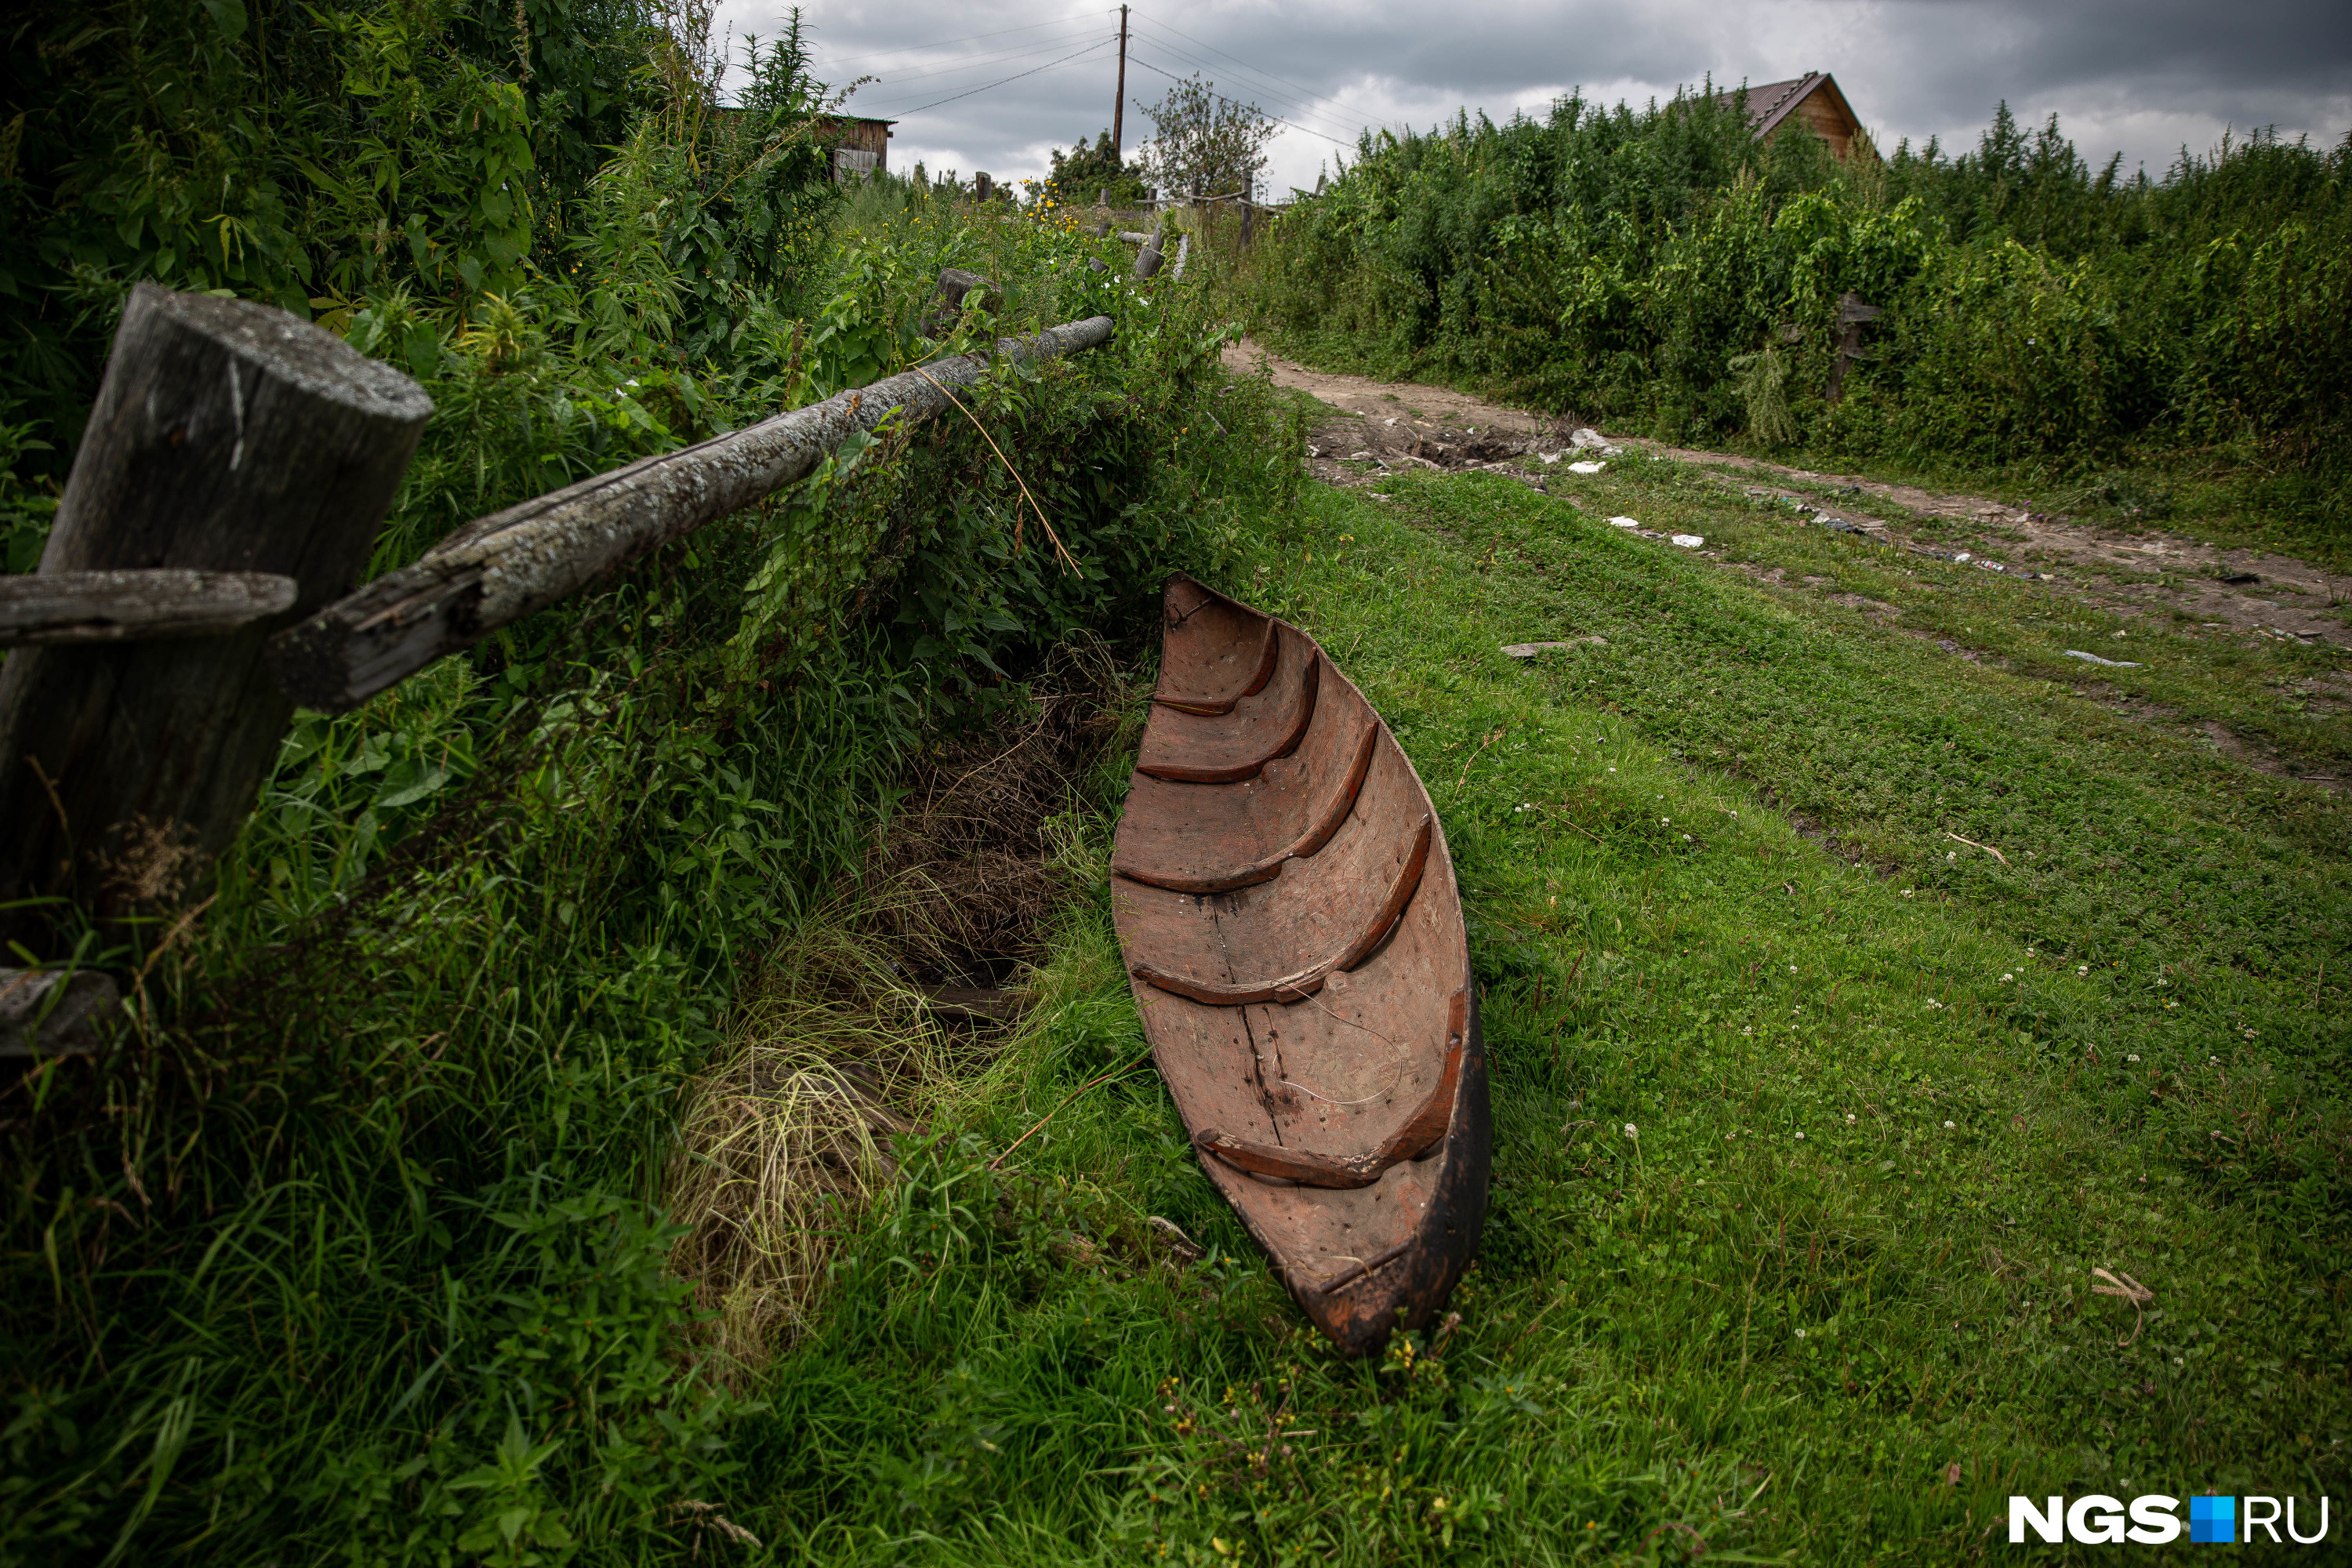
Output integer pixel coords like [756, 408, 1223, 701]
[2190, 1495, 2235, 1544]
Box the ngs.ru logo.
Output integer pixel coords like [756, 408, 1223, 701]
[2011, 1494, 2332, 1544]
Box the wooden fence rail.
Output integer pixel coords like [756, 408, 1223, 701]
[0, 570, 296, 646]
[0, 277, 1120, 977]
[270, 311, 1116, 713]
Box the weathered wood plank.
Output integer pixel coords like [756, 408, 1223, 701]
[0, 569, 297, 646]
[268, 314, 1116, 714]
[0, 283, 432, 946]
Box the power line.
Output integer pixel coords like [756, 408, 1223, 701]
[1123, 49, 1362, 148]
[1124, 13, 1374, 141]
[1133, 14, 1348, 114]
[811, 10, 1112, 70]
[835, 25, 1110, 92]
[866, 37, 1118, 118]
[1120, 24, 1369, 143]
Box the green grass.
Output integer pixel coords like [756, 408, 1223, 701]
[9, 361, 2347, 1562]
[704, 448, 2350, 1562]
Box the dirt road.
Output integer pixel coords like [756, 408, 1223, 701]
[1222, 337, 2352, 652]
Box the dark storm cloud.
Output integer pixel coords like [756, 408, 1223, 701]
[720, 1, 2350, 192]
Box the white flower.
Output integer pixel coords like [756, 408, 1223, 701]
[1846, 1113, 1857, 1123]
[1795, 1328, 1808, 1339]
[1623, 1123, 1638, 1138]
[2078, 965, 2090, 975]
[2001, 973, 2013, 982]
[1741, 1025, 1753, 1035]
[1608, 766, 1616, 772]
[1944, 1120, 1955, 1128]
[1900, 889, 1915, 898]
[1795, 1131, 1806, 1141]
[1947, 851, 1957, 860]
[1789, 965, 1798, 974]
[2128, 1054, 2140, 1062]
[2156, 978, 2168, 987]
[2026, 948, 2036, 956]
[1682, 833, 1691, 840]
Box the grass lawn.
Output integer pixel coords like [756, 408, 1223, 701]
[731, 443, 2351, 1563]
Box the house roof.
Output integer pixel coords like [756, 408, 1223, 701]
[1726, 74, 1829, 138]
[1713, 72, 1873, 161]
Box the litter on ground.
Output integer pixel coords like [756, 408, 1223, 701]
[1502, 637, 1606, 658]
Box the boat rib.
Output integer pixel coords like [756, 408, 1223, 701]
[1109, 573, 1490, 1357]
[1111, 689, 1379, 895]
[1152, 587, 1277, 715]
[1134, 626, 1318, 783]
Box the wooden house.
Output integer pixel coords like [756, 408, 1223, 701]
[819, 116, 895, 180]
[1718, 73, 1875, 162]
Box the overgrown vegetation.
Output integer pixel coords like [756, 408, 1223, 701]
[0, 4, 1299, 1558]
[1239, 89, 2352, 557]
[7, 12, 2348, 1560]
[1040, 131, 1149, 211]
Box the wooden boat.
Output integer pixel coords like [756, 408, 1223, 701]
[1109, 574, 1489, 1356]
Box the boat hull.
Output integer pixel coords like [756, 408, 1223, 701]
[1111, 575, 1489, 1356]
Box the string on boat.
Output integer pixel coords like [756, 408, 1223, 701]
[1272, 987, 1410, 1108]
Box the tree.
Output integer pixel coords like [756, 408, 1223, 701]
[1042, 131, 1149, 208]
[1134, 75, 1277, 201]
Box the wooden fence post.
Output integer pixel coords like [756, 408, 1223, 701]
[0, 283, 432, 949]
[1826, 292, 1882, 404]
[1134, 211, 1167, 280]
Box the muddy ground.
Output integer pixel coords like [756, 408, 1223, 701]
[1225, 338, 2352, 653]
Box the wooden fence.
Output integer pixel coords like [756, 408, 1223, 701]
[0, 265, 1136, 1052]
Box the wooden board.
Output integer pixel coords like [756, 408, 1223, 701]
[1112, 573, 1488, 1356]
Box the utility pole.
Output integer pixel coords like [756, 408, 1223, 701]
[1112, 5, 1129, 161]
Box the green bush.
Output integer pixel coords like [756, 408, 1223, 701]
[1237, 92, 2350, 516]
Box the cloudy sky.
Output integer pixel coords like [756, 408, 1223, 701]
[717, 0, 2351, 196]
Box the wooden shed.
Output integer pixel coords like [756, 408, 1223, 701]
[1719, 73, 1875, 162]
[819, 116, 895, 180]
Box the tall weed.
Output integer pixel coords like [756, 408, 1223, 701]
[1238, 96, 2351, 532]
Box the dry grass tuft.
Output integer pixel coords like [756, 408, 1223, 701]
[665, 637, 1139, 1371]
[663, 916, 940, 1373]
